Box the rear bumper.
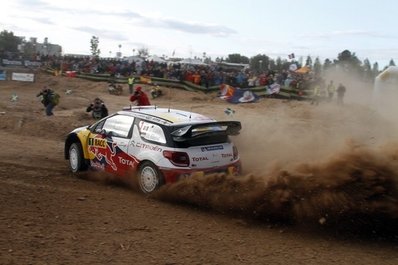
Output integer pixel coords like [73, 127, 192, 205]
[161, 160, 242, 184]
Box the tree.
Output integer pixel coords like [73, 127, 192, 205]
[389, 59, 396, 66]
[323, 58, 332, 71]
[305, 55, 313, 67]
[275, 56, 283, 71]
[336, 49, 362, 73]
[313, 57, 322, 77]
[250, 54, 270, 72]
[0, 30, 22, 53]
[137, 47, 149, 57]
[203, 56, 212, 64]
[362, 58, 372, 81]
[225, 53, 249, 64]
[298, 56, 304, 68]
[268, 59, 276, 71]
[90, 36, 100, 57]
[372, 62, 379, 77]
[22, 40, 37, 58]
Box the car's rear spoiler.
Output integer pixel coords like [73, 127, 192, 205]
[171, 121, 241, 142]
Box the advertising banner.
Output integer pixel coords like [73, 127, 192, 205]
[1, 59, 42, 67]
[11, 72, 35, 82]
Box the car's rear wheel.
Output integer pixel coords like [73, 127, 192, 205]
[138, 161, 164, 194]
[69, 142, 88, 173]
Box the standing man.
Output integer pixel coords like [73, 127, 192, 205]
[128, 74, 135, 94]
[336, 83, 346, 105]
[311, 83, 321, 105]
[37, 86, 60, 116]
[327, 80, 336, 102]
[86, 97, 109, 119]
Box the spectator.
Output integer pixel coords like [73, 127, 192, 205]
[130, 86, 151, 106]
[327, 80, 335, 102]
[336, 83, 346, 105]
[86, 98, 108, 119]
[36, 86, 60, 116]
[127, 74, 135, 94]
[151, 84, 163, 99]
[311, 83, 321, 105]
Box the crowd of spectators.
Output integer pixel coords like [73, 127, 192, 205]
[42, 55, 310, 89]
[2, 52, 316, 91]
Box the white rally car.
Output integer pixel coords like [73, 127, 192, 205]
[65, 106, 242, 193]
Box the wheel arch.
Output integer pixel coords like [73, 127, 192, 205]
[65, 129, 91, 160]
[65, 133, 80, 159]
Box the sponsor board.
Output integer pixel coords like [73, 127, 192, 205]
[1, 59, 42, 67]
[2, 59, 23, 66]
[0, 70, 6, 81]
[11, 72, 35, 82]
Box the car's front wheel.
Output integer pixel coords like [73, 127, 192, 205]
[69, 142, 88, 173]
[138, 161, 164, 194]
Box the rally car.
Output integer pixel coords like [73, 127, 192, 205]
[65, 106, 242, 193]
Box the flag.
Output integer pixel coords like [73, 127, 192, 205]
[288, 53, 295, 59]
[267, 84, 281, 95]
[10, 93, 18, 102]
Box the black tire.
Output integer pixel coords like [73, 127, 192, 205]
[69, 143, 88, 173]
[138, 161, 164, 194]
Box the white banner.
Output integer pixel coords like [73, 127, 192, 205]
[11, 72, 35, 82]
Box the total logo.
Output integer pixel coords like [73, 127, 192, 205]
[118, 157, 134, 167]
[192, 157, 209, 162]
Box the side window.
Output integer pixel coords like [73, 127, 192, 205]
[137, 120, 166, 144]
[102, 115, 135, 138]
[92, 120, 106, 133]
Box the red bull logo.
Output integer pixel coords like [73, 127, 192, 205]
[88, 142, 118, 171]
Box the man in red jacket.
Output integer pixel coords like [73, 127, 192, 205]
[129, 86, 151, 106]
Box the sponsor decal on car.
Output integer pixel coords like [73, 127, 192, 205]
[201, 145, 224, 152]
[88, 138, 107, 148]
[88, 142, 118, 171]
[118, 157, 134, 167]
[134, 142, 163, 152]
[192, 157, 209, 162]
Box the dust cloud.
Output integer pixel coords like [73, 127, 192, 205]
[153, 144, 398, 236]
[153, 74, 398, 236]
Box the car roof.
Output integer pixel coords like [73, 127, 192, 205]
[118, 106, 216, 126]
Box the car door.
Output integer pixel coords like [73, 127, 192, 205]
[87, 115, 136, 176]
[128, 119, 166, 164]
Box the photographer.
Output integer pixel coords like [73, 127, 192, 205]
[129, 86, 151, 106]
[86, 97, 108, 119]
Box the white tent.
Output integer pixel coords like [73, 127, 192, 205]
[146, 55, 166, 63]
[373, 66, 398, 98]
[125, 56, 144, 64]
[177, 58, 207, 65]
[373, 66, 398, 116]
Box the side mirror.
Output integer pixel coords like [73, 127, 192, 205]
[100, 129, 113, 137]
